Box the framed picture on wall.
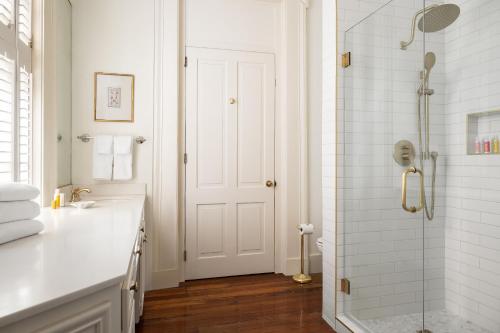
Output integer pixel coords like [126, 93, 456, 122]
[94, 72, 135, 122]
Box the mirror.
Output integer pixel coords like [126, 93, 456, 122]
[55, 0, 72, 186]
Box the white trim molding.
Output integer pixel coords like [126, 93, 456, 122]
[32, 0, 44, 204]
[279, 0, 310, 275]
[151, 0, 182, 289]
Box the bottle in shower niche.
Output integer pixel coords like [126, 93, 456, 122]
[475, 136, 482, 154]
[493, 136, 500, 154]
[483, 137, 491, 154]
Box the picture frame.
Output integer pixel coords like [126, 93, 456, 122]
[94, 72, 135, 122]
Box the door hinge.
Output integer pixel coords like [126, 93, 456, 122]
[341, 278, 351, 295]
[184, 56, 188, 68]
[342, 52, 351, 68]
[275, 78, 277, 87]
[183, 250, 187, 261]
[184, 153, 188, 164]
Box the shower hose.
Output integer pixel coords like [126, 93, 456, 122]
[416, 93, 437, 221]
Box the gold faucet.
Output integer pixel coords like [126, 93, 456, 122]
[71, 187, 91, 202]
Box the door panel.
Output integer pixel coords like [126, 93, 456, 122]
[196, 204, 227, 258]
[237, 202, 265, 255]
[186, 47, 275, 280]
[237, 62, 266, 187]
[196, 60, 228, 188]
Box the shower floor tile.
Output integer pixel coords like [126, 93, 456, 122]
[360, 310, 493, 333]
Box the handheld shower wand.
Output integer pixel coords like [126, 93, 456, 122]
[421, 52, 436, 159]
[416, 52, 438, 220]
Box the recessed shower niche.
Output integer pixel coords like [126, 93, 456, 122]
[466, 110, 500, 155]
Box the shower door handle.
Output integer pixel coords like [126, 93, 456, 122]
[401, 167, 424, 213]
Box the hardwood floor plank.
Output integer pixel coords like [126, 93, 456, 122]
[136, 273, 335, 333]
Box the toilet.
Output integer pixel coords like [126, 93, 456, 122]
[316, 237, 323, 253]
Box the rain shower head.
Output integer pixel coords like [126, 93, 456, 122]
[417, 4, 460, 33]
[400, 3, 460, 50]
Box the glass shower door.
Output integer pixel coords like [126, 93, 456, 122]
[338, 0, 428, 332]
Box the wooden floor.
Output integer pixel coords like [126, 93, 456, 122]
[136, 273, 335, 333]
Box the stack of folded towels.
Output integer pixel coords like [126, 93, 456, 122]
[0, 183, 44, 245]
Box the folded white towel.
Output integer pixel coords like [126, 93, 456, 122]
[0, 220, 44, 245]
[93, 135, 114, 180]
[0, 183, 40, 202]
[113, 136, 133, 180]
[0, 201, 40, 224]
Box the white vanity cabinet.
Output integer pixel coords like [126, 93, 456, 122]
[0, 197, 147, 333]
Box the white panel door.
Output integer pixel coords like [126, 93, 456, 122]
[185, 47, 275, 280]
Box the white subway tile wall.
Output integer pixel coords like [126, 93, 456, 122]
[444, 0, 500, 332]
[325, 0, 500, 332]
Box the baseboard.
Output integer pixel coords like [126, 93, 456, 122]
[322, 314, 337, 331]
[284, 253, 323, 275]
[149, 253, 323, 290]
[150, 269, 180, 290]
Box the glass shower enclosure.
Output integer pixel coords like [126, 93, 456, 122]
[337, 0, 499, 332]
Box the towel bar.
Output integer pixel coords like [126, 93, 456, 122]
[77, 134, 146, 144]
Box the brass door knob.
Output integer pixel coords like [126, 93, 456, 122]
[266, 180, 275, 188]
[229, 98, 237, 104]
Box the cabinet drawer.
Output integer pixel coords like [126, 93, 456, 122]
[121, 252, 139, 330]
[124, 297, 136, 333]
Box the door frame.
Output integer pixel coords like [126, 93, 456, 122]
[151, 0, 310, 289]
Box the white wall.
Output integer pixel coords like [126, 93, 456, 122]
[55, 0, 72, 187]
[71, 0, 155, 286]
[308, 0, 323, 272]
[321, 0, 336, 325]
[70, 0, 313, 289]
[185, 0, 278, 53]
[39, 0, 74, 205]
[444, 1, 500, 331]
[71, 0, 154, 188]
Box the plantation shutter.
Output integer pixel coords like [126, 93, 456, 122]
[0, 0, 13, 27]
[0, 53, 14, 182]
[0, 0, 32, 183]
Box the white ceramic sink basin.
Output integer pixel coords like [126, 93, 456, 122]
[70, 201, 96, 209]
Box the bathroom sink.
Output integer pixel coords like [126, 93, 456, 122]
[70, 201, 96, 209]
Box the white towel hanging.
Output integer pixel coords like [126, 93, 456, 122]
[93, 135, 114, 180]
[113, 136, 133, 180]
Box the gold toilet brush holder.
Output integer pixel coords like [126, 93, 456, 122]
[293, 227, 312, 284]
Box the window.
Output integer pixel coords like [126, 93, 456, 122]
[0, 0, 32, 183]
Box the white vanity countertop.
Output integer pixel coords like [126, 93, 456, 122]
[0, 196, 145, 327]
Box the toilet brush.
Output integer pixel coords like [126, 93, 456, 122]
[293, 224, 313, 284]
